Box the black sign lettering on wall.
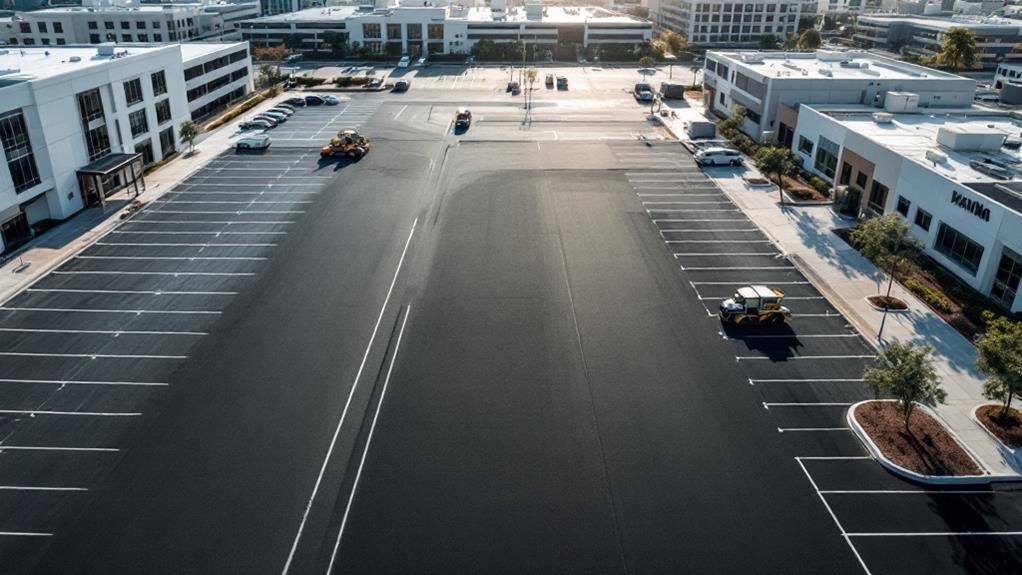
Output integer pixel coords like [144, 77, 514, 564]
[951, 190, 991, 222]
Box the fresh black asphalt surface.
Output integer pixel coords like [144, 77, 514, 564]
[1, 96, 1020, 574]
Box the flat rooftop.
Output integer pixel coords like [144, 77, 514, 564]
[858, 15, 1022, 31]
[179, 41, 247, 62]
[710, 50, 964, 81]
[245, 4, 646, 24]
[810, 104, 1022, 212]
[0, 45, 168, 86]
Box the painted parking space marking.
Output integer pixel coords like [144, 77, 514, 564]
[27, 288, 236, 296]
[95, 242, 276, 247]
[0, 445, 120, 452]
[0, 306, 221, 315]
[0, 409, 141, 417]
[51, 271, 256, 276]
[0, 378, 168, 387]
[737, 355, 875, 361]
[0, 327, 207, 336]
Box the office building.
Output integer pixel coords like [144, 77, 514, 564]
[702, 49, 976, 144]
[854, 14, 1022, 68]
[791, 104, 1022, 312]
[651, 0, 802, 48]
[0, 41, 252, 251]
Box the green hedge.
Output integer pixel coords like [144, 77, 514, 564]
[295, 76, 327, 87]
[334, 76, 372, 87]
[905, 278, 953, 313]
[809, 176, 831, 196]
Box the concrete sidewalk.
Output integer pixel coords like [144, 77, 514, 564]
[656, 98, 1019, 478]
[0, 90, 298, 305]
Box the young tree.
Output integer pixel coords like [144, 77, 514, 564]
[258, 63, 280, 88]
[796, 28, 822, 50]
[659, 30, 688, 55]
[798, 15, 817, 32]
[975, 312, 1022, 422]
[649, 39, 667, 60]
[850, 213, 922, 342]
[936, 27, 979, 70]
[321, 32, 348, 59]
[283, 35, 305, 53]
[639, 55, 655, 69]
[759, 34, 778, 49]
[525, 67, 537, 110]
[864, 341, 945, 428]
[178, 120, 200, 155]
[754, 147, 796, 204]
[783, 33, 798, 49]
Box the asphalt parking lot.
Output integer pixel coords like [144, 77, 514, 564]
[253, 98, 381, 146]
[0, 146, 333, 570]
[621, 141, 1022, 575]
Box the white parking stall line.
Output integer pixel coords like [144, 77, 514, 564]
[176, 184, 323, 189]
[96, 242, 276, 247]
[168, 191, 319, 196]
[684, 266, 796, 270]
[0, 409, 141, 416]
[781, 427, 851, 432]
[738, 354, 875, 361]
[698, 295, 822, 300]
[639, 194, 723, 198]
[648, 209, 742, 213]
[764, 402, 853, 409]
[123, 220, 296, 225]
[795, 457, 873, 575]
[0, 306, 221, 315]
[0, 378, 168, 387]
[112, 230, 288, 235]
[139, 210, 306, 215]
[797, 456, 872, 460]
[76, 256, 267, 261]
[27, 288, 235, 296]
[0, 445, 120, 452]
[846, 532, 1022, 538]
[0, 351, 187, 359]
[659, 228, 759, 233]
[750, 378, 865, 384]
[819, 490, 995, 495]
[51, 271, 255, 277]
[0, 485, 88, 492]
[0, 326, 206, 336]
[154, 200, 314, 205]
[729, 333, 860, 339]
[653, 219, 751, 224]
[643, 201, 732, 205]
[693, 281, 811, 285]
[0, 532, 53, 537]
[675, 253, 780, 257]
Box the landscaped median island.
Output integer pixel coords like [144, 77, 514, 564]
[975, 405, 1022, 450]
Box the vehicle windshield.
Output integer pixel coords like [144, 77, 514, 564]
[732, 293, 744, 304]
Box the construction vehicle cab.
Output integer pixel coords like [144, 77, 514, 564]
[320, 129, 370, 160]
[719, 285, 792, 326]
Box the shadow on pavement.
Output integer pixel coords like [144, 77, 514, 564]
[721, 322, 805, 360]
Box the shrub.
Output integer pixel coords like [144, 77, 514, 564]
[334, 76, 372, 87]
[204, 93, 267, 131]
[809, 176, 831, 195]
[905, 278, 953, 313]
[295, 76, 327, 87]
[787, 188, 816, 201]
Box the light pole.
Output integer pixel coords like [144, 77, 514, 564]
[664, 53, 677, 80]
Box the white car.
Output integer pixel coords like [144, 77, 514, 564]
[236, 134, 271, 151]
[397, 55, 410, 68]
[694, 147, 743, 167]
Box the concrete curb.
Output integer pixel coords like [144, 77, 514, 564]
[847, 400, 1018, 484]
[971, 404, 1021, 459]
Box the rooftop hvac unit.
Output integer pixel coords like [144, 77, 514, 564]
[872, 112, 894, 123]
[69, 56, 81, 62]
[818, 68, 833, 77]
[925, 149, 948, 163]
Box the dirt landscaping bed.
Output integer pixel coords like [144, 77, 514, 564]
[976, 405, 1022, 449]
[866, 295, 908, 311]
[854, 401, 982, 477]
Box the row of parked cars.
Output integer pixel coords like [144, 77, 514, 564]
[239, 94, 341, 131]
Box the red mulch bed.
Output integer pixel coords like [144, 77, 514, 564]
[976, 405, 1022, 449]
[855, 402, 982, 476]
[867, 295, 908, 311]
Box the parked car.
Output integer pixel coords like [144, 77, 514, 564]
[323, 95, 340, 105]
[257, 111, 287, 122]
[507, 81, 520, 94]
[556, 76, 568, 90]
[305, 95, 326, 106]
[275, 103, 296, 112]
[455, 108, 472, 130]
[545, 73, 554, 88]
[393, 79, 410, 92]
[239, 119, 274, 130]
[268, 106, 294, 116]
[694, 147, 744, 167]
[367, 77, 384, 88]
[634, 82, 654, 102]
[285, 97, 306, 107]
[398, 55, 410, 68]
[236, 134, 271, 151]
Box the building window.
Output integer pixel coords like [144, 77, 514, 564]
[105, 21, 114, 30]
[19, 22, 29, 33]
[154, 33, 162, 41]
[407, 23, 421, 40]
[797, 135, 813, 155]
[155, 99, 172, 124]
[128, 109, 149, 138]
[124, 78, 144, 106]
[0, 109, 41, 193]
[428, 23, 444, 40]
[121, 21, 130, 30]
[867, 181, 889, 214]
[88, 21, 98, 30]
[121, 34, 131, 42]
[159, 127, 175, 158]
[57, 38, 65, 45]
[814, 136, 839, 179]
[839, 162, 852, 186]
[896, 196, 910, 217]
[138, 33, 148, 42]
[77, 88, 111, 162]
[151, 70, 167, 96]
[41, 38, 50, 46]
[90, 33, 100, 43]
[363, 23, 381, 39]
[136, 21, 146, 29]
[135, 139, 154, 166]
[934, 222, 984, 276]
[22, 39, 34, 46]
[855, 171, 867, 188]
[37, 22, 47, 33]
[991, 248, 1022, 308]
[914, 208, 932, 231]
[387, 23, 401, 39]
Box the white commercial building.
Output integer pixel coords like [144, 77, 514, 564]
[792, 105, 1022, 311]
[854, 15, 1022, 68]
[1, 0, 259, 46]
[239, 0, 652, 58]
[817, 0, 864, 14]
[651, 0, 802, 48]
[0, 41, 252, 251]
[702, 49, 976, 144]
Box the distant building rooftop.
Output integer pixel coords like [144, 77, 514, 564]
[808, 104, 1022, 211]
[246, 4, 646, 24]
[179, 41, 247, 62]
[858, 14, 1022, 31]
[709, 50, 965, 81]
[0, 44, 169, 86]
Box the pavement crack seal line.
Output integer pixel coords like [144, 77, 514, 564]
[282, 217, 418, 575]
[327, 304, 411, 574]
[553, 215, 631, 575]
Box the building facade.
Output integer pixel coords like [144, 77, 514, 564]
[652, 0, 802, 48]
[0, 41, 252, 251]
[791, 104, 1022, 312]
[702, 49, 976, 144]
[2, 0, 258, 46]
[239, 1, 652, 57]
[854, 15, 1022, 68]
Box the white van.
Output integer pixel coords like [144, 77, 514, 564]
[397, 55, 410, 68]
[694, 147, 743, 167]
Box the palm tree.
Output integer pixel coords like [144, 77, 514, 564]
[178, 120, 200, 156]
